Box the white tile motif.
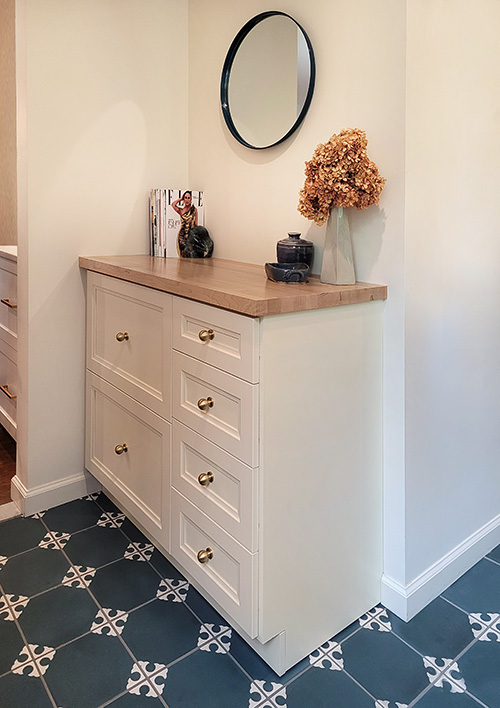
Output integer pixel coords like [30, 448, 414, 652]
[423, 656, 466, 693]
[124, 542, 155, 562]
[97, 512, 126, 529]
[375, 701, 408, 708]
[0, 594, 30, 621]
[359, 606, 392, 632]
[31, 511, 46, 519]
[249, 680, 287, 708]
[38, 530, 71, 550]
[127, 661, 168, 698]
[309, 640, 343, 670]
[468, 613, 500, 641]
[0, 555, 8, 570]
[84, 493, 100, 501]
[61, 565, 96, 589]
[11, 644, 56, 677]
[157, 578, 190, 603]
[91, 608, 129, 637]
[197, 623, 232, 654]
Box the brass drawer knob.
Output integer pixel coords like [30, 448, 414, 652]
[197, 548, 213, 564]
[114, 443, 128, 455]
[116, 332, 129, 342]
[198, 328, 215, 343]
[197, 396, 214, 412]
[198, 471, 214, 487]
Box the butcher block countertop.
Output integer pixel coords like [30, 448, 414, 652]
[79, 255, 387, 317]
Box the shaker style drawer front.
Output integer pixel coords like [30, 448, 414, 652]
[0, 344, 17, 438]
[172, 351, 258, 467]
[86, 372, 170, 545]
[171, 489, 258, 638]
[0, 259, 17, 349]
[172, 297, 259, 383]
[87, 272, 172, 420]
[172, 421, 258, 552]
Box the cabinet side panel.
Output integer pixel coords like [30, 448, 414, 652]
[258, 302, 383, 661]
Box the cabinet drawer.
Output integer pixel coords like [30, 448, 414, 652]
[172, 351, 258, 467]
[171, 489, 257, 637]
[172, 420, 258, 552]
[86, 272, 172, 420]
[172, 297, 259, 383]
[0, 343, 17, 439]
[86, 372, 170, 546]
[0, 258, 17, 349]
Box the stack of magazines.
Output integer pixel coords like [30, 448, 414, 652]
[149, 188, 204, 258]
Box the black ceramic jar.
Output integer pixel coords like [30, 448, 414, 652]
[276, 232, 314, 268]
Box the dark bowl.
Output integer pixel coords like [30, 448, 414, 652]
[265, 262, 309, 283]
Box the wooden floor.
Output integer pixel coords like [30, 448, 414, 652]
[0, 425, 16, 505]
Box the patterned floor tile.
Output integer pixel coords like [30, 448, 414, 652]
[414, 686, 487, 707]
[0, 516, 47, 557]
[91, 607, 129, 637]
[63, 525, 130, 568]
[126, 660, 168, 699]
[43, 633, 134, 708]
[442, 558, 500, 613]
[10, 642, 56, 677]
[162, 650, 250, 708]
[148, 549, 186, 581]
[341, 626, 429, 705]
[486, 543, 500, 564]
[41, 498, 103, 534]
[229, 630, 309, 684]
[388, 597, 473, 658]
[468, 612, 500, 642]
[121, 598, 201, 665]
[184, 585, 226, 626]
[90, 558, 162, 611]
[120, 519, 151, 545]
[0, 672, 54, 708]
[156, 577, 190, 603]
[286, 666, 374, 708]
[107, 691, 168, 707]
[17, 585, 98, 648]
[0, 612, 25, 675]
[93, 492, 123, 514]
[422, 655, 467, 693]
[0, 592, 30, 621]
[0, 547, 70, 597]
[249, 679, 287, 707]
[455, 640, 500, 707]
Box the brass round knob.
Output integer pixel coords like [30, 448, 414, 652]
[116, 332, 129, 342]
[198, 329, 215, 343]
[197, 396, 214, 412]
[114, 443, 128, 455]
[198, 471, 214, 487]
[197, 548, 213, 564]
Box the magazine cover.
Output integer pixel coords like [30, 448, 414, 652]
[150, 189, 204, 258]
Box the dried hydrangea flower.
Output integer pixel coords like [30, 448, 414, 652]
[298, 128, 386, 226]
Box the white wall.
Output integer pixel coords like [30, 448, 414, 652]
[189, 0, 408, 588]
[16, 0, 188, 503]
[0, 0, 17, 245]
[405, 0, 500, 582]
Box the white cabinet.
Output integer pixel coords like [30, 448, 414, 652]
[84, 265, 383, 676]
[0, 251, 17, 440]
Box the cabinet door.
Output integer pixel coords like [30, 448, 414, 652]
[0, 257, 17, 351]
[86, 372, 170, 548]
[0, 341, 17, 440]
[86, 272, 172, 420]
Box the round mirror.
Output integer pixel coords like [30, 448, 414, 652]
[220, 12, 315, 150]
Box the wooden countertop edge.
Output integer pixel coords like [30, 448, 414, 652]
[79, 255, 387, 317]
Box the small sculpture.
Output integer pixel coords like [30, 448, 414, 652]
[182, 226, 214, 258]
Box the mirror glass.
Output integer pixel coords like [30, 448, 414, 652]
[221, 13, 315, 150]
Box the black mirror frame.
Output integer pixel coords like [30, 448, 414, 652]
[220, 11, 316, 150]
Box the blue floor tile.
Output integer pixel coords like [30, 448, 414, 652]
[90, 558, 162, 611]
[486, 543, 500, 564]
[0, 547, 70, 597]
[456, 640, 500, 707]
[442, 558, 500, 614]
[286, 666, 374, 707]
[414, 685, 488, 707]
[0, 672, 54, 708]
[229, 629, 309, 684]
[341, 626, 429, 705]
[0, 516, 46, 557]
[64, 525, 131, 568]
[0, 613, 25, 675]
[41, 498, 104, 533]
[388, 596, 474, 658]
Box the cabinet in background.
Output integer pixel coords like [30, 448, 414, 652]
[0, 249, 17, 440]
[83, 261, 384, 675]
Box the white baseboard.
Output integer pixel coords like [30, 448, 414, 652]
[382, 511, 500, 621]
[10, 471, 101, 516]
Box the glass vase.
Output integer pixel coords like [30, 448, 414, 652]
[320, 206, 355, 285]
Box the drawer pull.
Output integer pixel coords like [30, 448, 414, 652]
[1, 298, 17, 309]
[198, 328, 215, 343]
[197, 396, 214, 412]
[198, 471, 214, 487]
[116, 332, 129, 342]
[0, 385, 16, 400]
[197, 548, 213, 564]
[114, 443, 128, 455]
